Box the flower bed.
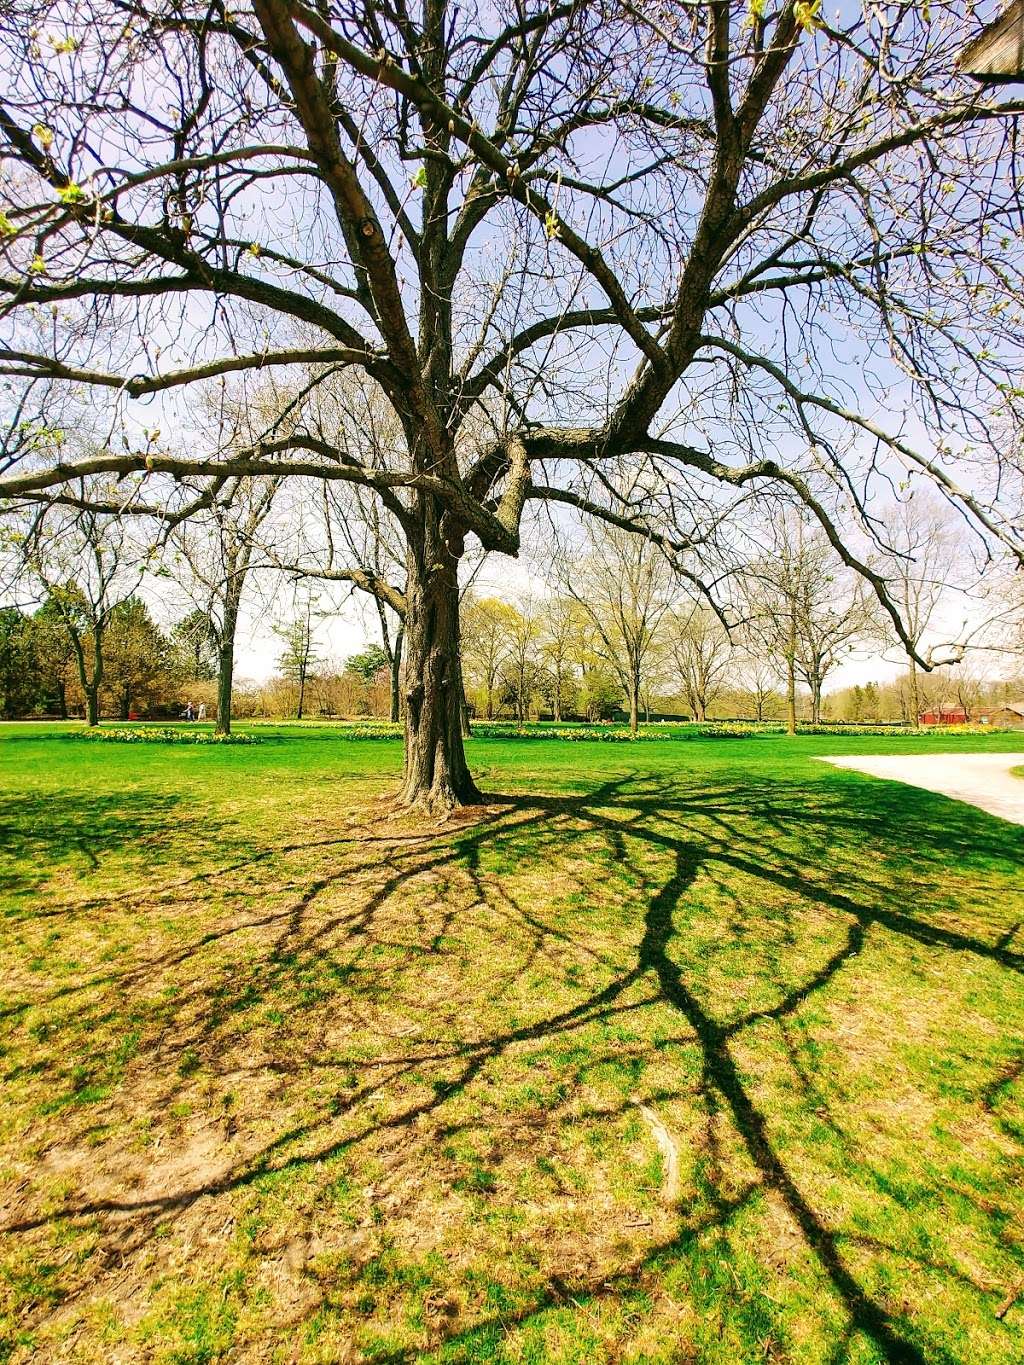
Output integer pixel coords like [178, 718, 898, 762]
[76, 727, 260, 745]
[168, 720, 1016, 744]
[796, 723, 1006, 737]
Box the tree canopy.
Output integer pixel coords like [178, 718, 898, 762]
[2, 1, 1024, 802]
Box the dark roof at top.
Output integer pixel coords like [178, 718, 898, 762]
[959, 1, 1024, 81]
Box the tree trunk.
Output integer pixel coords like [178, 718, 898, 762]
[909, 660, 920, 729]
[296, 668, 306, 720]
[216, 638, 235, 736]
[69, 626, 102, 727]
[215, 598, 239, 736]
[811, 677, 822, 725]
[628, 681, 639, 736]
[399, 532, 479, 812]
[120, 684, 130, 721]
[390, 627, 404, 724]
[785, 605, 798, 735]
[786, 658, 797, 736]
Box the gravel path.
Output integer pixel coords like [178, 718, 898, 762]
[819, 752, 1024, 826]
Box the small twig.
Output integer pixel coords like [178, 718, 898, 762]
[996, 1277, 1024, 1320]
[633, 1097, 680, 1205]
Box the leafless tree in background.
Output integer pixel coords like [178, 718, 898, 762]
[669, 605, 733, 722]
[744, 520, 812, 734]
[562, 523, 674, 735]
[875, 498, 959, 726]
[744, 518, 857, 731]
[273, 588, 322, 719]
[17, 495, 144, 726]
[731, 643, 779, 723]
[173, 477, 279, 733]
[793, 583, 870, 726]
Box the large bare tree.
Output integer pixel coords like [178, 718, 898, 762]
[2, 2, 1024, 804]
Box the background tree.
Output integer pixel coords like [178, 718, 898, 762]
[173, 476, 279, 735]
[564, 524, 674, 735]
[745, 520, 842, 732]
[578, 664, 623, 722]
[29, 596, 75, 717]
[344, 644, 389, 687]
[537, 596, 580, 724]
[500, 598, 542, 728]
[670, 605, 733, 722]
[170, 609, 219, 684]
[878, 499, 959, 727]
[793, 579, 870, 725]
[102, 597, 173, 719]
[0, 607, 40, 719]
[288, 377, 424, 726]
[275, 594, 322, 720]
[20, 503, 143, 726]
[950, 658, 989, 723]
[731, 643, 780, 723]
[461, 596, 516, 721]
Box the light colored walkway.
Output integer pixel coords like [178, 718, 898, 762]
[819, 752, 1024, 826]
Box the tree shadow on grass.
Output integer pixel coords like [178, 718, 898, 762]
[0, 791, 189, 887]
[2, 766, 1023, 1360]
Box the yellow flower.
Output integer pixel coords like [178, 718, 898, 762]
[793, 0, 822, 32]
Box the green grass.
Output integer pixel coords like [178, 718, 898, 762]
[1, 721, 1023, 1363]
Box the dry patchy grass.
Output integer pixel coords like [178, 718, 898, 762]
[0, 727, 1023, 1363]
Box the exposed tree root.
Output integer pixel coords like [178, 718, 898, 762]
[634, 1098, 680, 1206]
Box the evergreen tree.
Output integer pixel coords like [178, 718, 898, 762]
[170, 610, 219, 683]
[103, 598, 173, 719]
[0, 608, 41, 719]
[31, 598, 76, 718]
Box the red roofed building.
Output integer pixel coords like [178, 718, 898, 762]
[918, 703, 968, 726]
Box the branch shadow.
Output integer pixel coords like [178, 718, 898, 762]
[2, 761, 1023, 1360]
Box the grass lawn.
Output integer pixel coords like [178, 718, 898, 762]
[1, 723, 1023, 1364]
